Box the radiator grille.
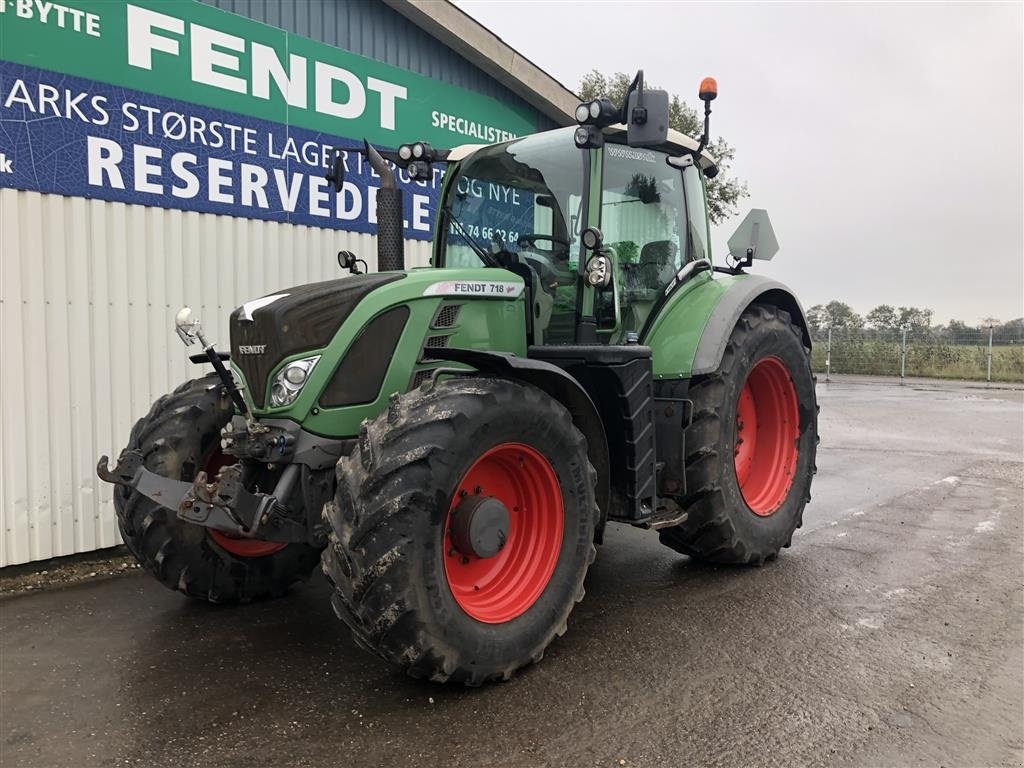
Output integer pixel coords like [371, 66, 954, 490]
[419, 334, 450, 362]
[411, 368, 435, 390]
[431, 304, 461, 329]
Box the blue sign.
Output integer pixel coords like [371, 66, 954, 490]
[0, 62, 443, 240]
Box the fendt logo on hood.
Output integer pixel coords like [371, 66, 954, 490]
[238, 344, 267, 355]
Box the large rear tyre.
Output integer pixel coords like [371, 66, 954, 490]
[322, 377, 597, 685]
[659, 304, 818, 564]
[114, 375, 321, 603]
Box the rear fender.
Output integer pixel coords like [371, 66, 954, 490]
[644, 273, 811, 379]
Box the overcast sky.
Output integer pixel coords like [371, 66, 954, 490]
[458, 1, 1023, 324]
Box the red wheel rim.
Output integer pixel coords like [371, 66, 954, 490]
[734, 356, 800, 516]
[202, 447, 287, 558]
[443, 442, 563, 624]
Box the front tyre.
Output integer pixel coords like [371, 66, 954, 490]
[322, 378, 597, 685]
[114, 375, 322, 603]
[660, 303, 818, 564]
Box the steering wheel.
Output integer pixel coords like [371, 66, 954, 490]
[516, 233, 574, 290]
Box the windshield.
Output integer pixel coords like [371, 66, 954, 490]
[440, 128, 585, 343]
[440, 129, 583, 271]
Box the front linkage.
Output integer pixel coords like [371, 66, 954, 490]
[97, 309, 343, 550]
[97, 439, 313, 547]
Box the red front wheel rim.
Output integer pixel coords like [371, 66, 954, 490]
[202, 447, 287, 558]
[734, 356, 801, 516]
[443, 442, 564, 624]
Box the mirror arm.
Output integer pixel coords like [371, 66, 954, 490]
[618, 70, 644, 124]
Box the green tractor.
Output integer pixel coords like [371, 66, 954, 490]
[99, 73, 817, 685]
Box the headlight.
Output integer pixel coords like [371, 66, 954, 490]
[269, 356, 320, 408]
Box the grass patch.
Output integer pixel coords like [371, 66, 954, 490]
[811, 340, 1023, 383]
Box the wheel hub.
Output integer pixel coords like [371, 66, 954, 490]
[443, 442, 564, 624]
[450, 495, 510, 559]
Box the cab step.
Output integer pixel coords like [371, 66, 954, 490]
[633, 506, 688, 530]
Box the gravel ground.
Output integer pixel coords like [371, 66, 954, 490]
[1, 376, 1022, 768]
[0, 550, 138, 597]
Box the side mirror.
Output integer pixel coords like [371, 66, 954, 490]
[727, 209, 779, 266]
[325, 148, 346, 192]
[174, 306, 203, 347]
[626, 88, 669, 148]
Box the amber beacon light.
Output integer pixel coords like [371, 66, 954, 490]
[699, 76, 718, 102]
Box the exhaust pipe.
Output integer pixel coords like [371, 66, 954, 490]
[364, 141, 405, 272]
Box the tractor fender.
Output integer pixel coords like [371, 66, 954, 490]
[427, 347, 611, 541]
[644, 273, 811, 379]
[691, 276, 812, 376]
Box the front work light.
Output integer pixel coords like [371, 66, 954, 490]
[574, 98, 617, 127]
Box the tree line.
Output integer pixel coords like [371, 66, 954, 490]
[806, 301, 1023, 343]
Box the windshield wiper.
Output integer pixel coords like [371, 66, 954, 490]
[442, 206, 500, 268]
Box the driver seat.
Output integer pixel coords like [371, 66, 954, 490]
[636, 240, 679, 289]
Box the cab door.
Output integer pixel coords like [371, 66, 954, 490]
[596, 144, 690, 338]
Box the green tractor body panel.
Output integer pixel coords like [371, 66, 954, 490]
[643, 272, 730, 379]
[643, 272, 811, 380]
[233, 267, 527, 437]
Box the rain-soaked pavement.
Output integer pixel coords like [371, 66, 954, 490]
[2, 377, 1022, 768]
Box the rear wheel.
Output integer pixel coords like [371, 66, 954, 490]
[659, 304, 818, 564]
[322, 377, 597, 684]
[114, 375, 321, 603]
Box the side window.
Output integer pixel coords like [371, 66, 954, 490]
[600, 145, 686, 305]
[683, 166, 709, 262]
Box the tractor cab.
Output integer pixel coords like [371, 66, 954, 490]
[436, 125, 717, 346]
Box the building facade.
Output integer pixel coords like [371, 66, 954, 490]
[0, 0, 574, 565]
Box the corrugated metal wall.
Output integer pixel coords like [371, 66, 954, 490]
[0, 188, 430, 566]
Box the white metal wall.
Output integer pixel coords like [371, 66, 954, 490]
[0, 189, 431, 566]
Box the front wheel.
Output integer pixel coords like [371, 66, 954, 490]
[660, 303, 818, 564]
[322, 378, 597, 685]
[114, 375, 322, 603]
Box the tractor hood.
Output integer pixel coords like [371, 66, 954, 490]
[229, 273, 404, 407]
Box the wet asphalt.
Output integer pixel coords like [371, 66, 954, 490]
[2, 376, 1022, 768]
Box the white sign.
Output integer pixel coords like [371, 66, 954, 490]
[422, 281, 524, 298]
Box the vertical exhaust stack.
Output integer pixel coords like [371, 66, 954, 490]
[364, 141, 405, 272]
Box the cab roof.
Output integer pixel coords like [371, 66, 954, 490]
[447, 125, 718, 174]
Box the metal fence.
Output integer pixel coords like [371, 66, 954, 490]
[810, 327, 1024, 385]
